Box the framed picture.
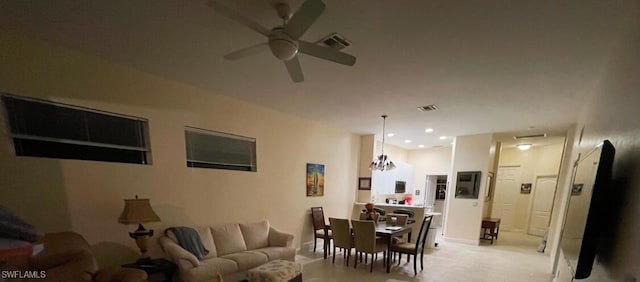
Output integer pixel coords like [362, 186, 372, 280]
[306, 163, 325, 197]
[485, 172, 494, 201]
[572, 183, 584, 195]
[358, 177, 371, 190]
[521, 183, 532, 194]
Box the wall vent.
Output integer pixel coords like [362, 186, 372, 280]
[513, 133, 547, 140]
[317, 33, 351, 50]
[418, 104, 439, 112]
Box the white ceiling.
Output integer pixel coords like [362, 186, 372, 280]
[0, 0, 629, 149]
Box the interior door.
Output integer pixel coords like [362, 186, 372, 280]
[491, 166, 521, 231]
[528, 175, 557, 236]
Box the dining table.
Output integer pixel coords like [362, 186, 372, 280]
[374, 222, 413, 273]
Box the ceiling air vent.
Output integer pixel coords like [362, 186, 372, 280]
[418, 105, 439, 112]
[513, 133, 547, 140]
[317, 33, 352, 50]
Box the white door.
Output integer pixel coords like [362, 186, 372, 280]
[528, 176, 557, 236]
[491, 166, 521, 231]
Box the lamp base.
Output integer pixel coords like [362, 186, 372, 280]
[128, 224, 154, 261]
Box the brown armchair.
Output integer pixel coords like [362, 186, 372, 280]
[2, 232, 147, 282]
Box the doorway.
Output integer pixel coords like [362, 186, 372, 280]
[527, 175, 557, 236]
[424, 175, 447, 227]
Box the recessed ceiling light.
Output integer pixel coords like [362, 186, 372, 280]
[387, 133, 395, 137]
[425, 128, 434, 133]
[517, 144, 532, 151]
[418, 144, 425, 148]
[404, 139, 412, 143]
[439, 136, 447, 140]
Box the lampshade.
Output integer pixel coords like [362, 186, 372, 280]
[370, 115, 396, 171]
[118, 196, 160, 224]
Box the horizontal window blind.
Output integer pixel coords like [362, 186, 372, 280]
[1, 94, 150, 164]
[185, 127, 256, 172]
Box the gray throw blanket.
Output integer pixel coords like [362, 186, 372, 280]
[166, 227, 209, 260]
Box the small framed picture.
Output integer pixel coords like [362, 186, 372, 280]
[521, 183, 532, 194]
[358, 177, 371, 190]
[572, 184, 583, 195]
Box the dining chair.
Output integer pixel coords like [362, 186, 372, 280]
[310, 207, 332, 256]
[328, 217, 354, 266]
[392, 208, 416, 224]
[385, 213, 409, 226]
[351, 219, 388, 272]
[386, 213, 409, 261]
[390, 215, 433, 276]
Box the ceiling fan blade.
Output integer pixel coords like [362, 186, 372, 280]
[223, 43, 268, 60]
[284, 56, 304, 83]
[283, 0, 326, 39]
[207, 1, 270, 37]
[298, 41, 356, 66]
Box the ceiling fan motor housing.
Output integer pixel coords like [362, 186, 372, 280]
[269, 28, 298, 61]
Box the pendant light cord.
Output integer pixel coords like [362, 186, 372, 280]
[381, 114, 387, 155]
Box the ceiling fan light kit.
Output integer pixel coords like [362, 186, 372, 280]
[208, 0, 356, 83]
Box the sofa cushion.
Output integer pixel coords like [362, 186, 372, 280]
[167, 226, 217, 259]
[252, 247, 296, 261]
[220, 251, 268, 271]
[240, 220, 270, 250]
[211, 223, 247, 256]
[196, 226, 217, 259]
[198, 257, 238, 275]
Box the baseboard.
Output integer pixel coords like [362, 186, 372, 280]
[443, 237, 479, 245]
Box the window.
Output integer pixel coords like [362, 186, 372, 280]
[185, 127, 256, 172]
[1, 94, 150, 164]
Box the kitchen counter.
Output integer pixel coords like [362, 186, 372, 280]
[354, 202, 426, 208]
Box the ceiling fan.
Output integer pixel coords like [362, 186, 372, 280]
[207, 0, 356, 83]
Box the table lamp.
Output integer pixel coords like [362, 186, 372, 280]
[118, 195, 160, 263]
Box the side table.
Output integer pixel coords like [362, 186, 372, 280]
[122, 258, 176, 282]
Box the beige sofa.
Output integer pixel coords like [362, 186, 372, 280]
[159, 220, 295, 282]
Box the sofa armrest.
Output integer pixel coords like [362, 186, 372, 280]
[94, 266, 148, 282]
[159, 236, 200, 268]
[268, 227, 294, 247]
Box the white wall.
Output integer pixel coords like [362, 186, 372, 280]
[357, 134, 374, 202]
[406, 146, 452, 205]
[0, 30, 360, 266]
[443, 134, 493, 244]
[551, 2, 640, 280]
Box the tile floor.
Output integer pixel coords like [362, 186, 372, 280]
[296, 229, 553, 282]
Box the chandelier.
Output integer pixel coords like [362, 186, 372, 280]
[370, 115, 396, 171]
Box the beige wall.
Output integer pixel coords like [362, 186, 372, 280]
[443, 134, 493, 244]
[406, 146, 452, 205]
[0, 31, 360, 266]
[552, 2, 640, 280]
[494, 143, 564, 231]
[483, 141, 501, 218]
[356, 135, 374, 202]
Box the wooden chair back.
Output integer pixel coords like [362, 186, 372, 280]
[415, 215, 433, 253]
[311, 207, 326, 231]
